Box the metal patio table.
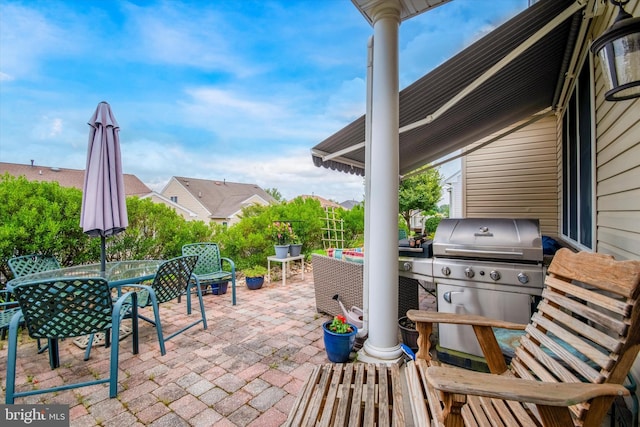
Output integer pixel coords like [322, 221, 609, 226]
[7, 260, 163, 368]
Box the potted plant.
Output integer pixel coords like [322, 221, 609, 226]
[271, 221, 293, 258]
[322, 315, 358, 363]
[289, 232, 303, 257]
[398, 316, 419, 352]
[244, 265, 267, 290]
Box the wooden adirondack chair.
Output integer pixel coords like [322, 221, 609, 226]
[406, 248, 640, 427]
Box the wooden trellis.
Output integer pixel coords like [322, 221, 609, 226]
[321, 207, 345, 249]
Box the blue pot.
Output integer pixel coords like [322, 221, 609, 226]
[211, 281, 228, 295]
[322, 321, 358, 363]
[246, 276, 264, 290]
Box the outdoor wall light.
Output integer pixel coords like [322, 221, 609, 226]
[590, 0, 640, 101]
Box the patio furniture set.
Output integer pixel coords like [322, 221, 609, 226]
[2, 242, 232, 404]
[289, 249, 640, 427]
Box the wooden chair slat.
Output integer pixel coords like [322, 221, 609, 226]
[530, 313, 612, 369]
[544, 276, 631, 317]
[405, 359, 430, 427]
[489, 398, 523, 427]
[518, 336, 581, 383]
[302, 364, 332, 426]
[512, 343, 559, 383]
[526, 325, 603, 383]
[465, 395, 496, 427]
[543, 289, 628, 336]
[504, 399, 539, 427]
[547, 249, 640, 298]
[536, 300, 621, 352]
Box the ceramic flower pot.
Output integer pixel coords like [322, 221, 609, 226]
[322, 321, 358, 363]
[274, 245, 289, 259]
[398, 316, 419, 351]
[245, 276, 264, 290]
[289, 243, 303, 257]
[211, 281, 228, 295]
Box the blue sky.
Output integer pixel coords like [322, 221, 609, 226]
[0, 0, 527, 202]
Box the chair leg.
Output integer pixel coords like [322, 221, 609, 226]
[84, 334, 95, 361]
[5, 317, 21, 404]
[194, 283, 208, 330]
[231, 276, 236, 306]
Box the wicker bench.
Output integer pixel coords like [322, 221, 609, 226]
[284, 363, 407, 426]
[311, 254, 418, 320]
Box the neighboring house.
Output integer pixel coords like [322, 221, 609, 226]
[141, 192, 199, 221]
[0, 161, 151, 197]
[443, 169, 462, 218]
[312, 0, 640, 378]
[299, 194, 343, 210]
[160, 176, 275, 225]
[339, 199, 362, 210]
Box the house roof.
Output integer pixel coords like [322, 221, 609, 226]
[172, 176, 275, 219]
[312, 0, 585, 176]
[0, 162, 151, 196]
[299, 194, 343, 210]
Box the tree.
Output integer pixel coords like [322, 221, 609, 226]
[398, 168, 442, 232]
[265, 187, 284, 202]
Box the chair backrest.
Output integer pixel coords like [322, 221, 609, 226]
[8, 254, 61, 278]
[511, 248, 640, 424]
[150, 255, 198, 304]
[182, 243, 223, 275]
[11, 277, 114, 339]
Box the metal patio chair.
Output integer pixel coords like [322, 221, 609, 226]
[129, 255, 204, 356]
[5, 277, 139, 403]
[182, 242, 237, 305]
[7, 254, 62, 356]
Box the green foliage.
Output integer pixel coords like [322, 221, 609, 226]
[243, 265, 267, 277]
[340, 204, 364, 245]
[0, 174, 92, 278]
[398, 168, 442, 230]
[424, 216, 443, 236]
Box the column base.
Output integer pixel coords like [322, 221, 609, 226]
[358, 340, 403, 364]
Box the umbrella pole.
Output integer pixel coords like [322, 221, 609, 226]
[101, 235, 106, 275]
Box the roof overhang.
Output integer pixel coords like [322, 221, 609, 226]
[312, 0, 589, 177]
[351, 0, 452, 25]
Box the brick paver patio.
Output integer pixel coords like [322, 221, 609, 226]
[0, 265, 436, 426]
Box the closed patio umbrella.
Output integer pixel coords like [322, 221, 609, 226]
[80, 101, 128, 273]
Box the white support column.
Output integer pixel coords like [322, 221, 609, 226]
[360, 1, 402, 362]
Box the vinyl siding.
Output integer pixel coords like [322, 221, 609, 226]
[161, 179, 211, 221]
[591, 2, 640, 261]
[463, 115, 558, 236]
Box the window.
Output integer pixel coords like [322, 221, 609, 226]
[170, 196, 178, 203]
[562, 58, 594, 249]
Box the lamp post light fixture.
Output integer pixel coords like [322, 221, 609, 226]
[590, 0, 640, 101]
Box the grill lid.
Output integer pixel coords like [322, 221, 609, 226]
[433, 218, 542, 262]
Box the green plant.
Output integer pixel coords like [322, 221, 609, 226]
[244, 265, 267, 277]
[327, 315, 354, 334]
[270, 221, 294, 245]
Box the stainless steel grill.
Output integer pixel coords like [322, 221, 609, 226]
[399, 218, 546, 361]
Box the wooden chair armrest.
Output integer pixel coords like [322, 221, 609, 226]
[426, 366, 629, 406]
[407, 309, 526, 329]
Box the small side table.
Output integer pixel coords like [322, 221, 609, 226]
[267, 255, 304, 286]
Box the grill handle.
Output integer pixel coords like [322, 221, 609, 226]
[444, 248, 524, 257]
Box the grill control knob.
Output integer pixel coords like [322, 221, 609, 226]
[489, 270, 501, 281]
[464, 267, 475, 278]
[402, 262, 412, 272]
[517, 272, 530, 284]
[441, 266, 451, 276]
